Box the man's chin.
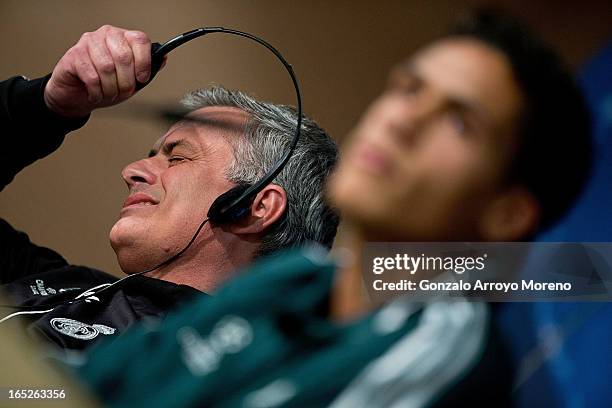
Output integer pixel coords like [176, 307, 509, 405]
[329, 176, 383, 218]
[110, 215, 148, 243]
[329, 187, 407, 239]
[117, 259, 144, 275]
[109, 227, 172, 275]
[109, 223, 145, 265]
[113, 246, 156, 275]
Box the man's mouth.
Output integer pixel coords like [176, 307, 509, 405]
[122, 193, 159, 209]
[350, 142, 395, 176]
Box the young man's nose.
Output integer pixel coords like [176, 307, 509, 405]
[121, 158, 158, 187]
[383, 91, 444, 147]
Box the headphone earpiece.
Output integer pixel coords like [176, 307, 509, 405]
[207, 184, 255, 224]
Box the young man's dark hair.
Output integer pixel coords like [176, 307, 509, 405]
[449, 9, 592, 231]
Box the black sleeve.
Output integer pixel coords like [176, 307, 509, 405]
[0, 219, 69, 283]
[0, 75, 89, 191]
[0, 75, 89, 283]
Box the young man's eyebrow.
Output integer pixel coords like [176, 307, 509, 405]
[393, 60, 490, 121]
[391, 61, 420, 79]
[446, 95, 490, 122]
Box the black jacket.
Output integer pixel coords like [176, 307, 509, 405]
[0, 75, 201, 351]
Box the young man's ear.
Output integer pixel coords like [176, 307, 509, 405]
[227, 184, 287, 235]
[479, 186, 540, 241]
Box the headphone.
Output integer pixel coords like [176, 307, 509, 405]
[138, 27, 302, 225]
[0, 27, 302, 316]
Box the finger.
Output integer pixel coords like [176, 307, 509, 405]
[87, 32, 119, 102]
[124, 30, 151, 83]
[106, 30, 136, 98]
[71, 46, 103, 104]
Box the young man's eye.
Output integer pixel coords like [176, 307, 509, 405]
[388, 78, 420, 98]
[445, 112, 470, 136]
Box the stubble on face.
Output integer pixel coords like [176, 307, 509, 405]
[110, 106, 250, 273]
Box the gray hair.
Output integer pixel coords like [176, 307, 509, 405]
[181, 86, 340, 258]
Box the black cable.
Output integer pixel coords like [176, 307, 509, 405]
[0, 217, 210, 311]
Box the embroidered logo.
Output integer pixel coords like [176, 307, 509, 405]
[50, 318, 116, 340]
[30, 279, 56, 296]
[177, 315, 253, 376]
[30, 279, 83, 297]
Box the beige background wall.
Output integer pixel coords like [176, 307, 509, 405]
[1, 0, 610, 276]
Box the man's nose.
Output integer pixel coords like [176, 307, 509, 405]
[384, 92, 442, 147]
[382, 103, 423, 147]
[121, 158, 158, 188]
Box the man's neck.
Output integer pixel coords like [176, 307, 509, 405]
[144, 238, 257, 293]
[330, 225, 376, 322]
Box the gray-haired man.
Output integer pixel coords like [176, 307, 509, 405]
[0, 25, 339, 350]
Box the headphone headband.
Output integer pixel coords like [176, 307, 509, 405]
[137, 27, 302, 224]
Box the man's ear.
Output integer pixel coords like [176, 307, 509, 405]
[479, 186, 540, 241]
[227, 184, 287, 235]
